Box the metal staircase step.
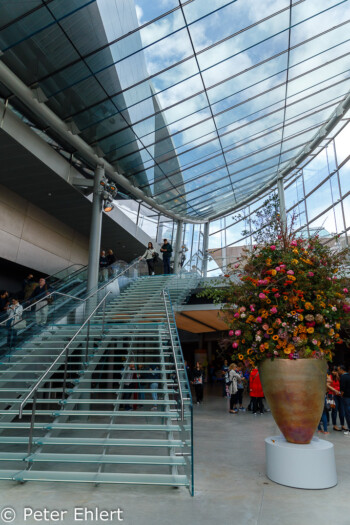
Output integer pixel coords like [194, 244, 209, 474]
[12, 470, 189, 486]
[0, 422, 181, 431]
[0, 436, 183, 447]
[25, 453, 186, 466]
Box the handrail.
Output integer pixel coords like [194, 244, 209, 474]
[161, 289, 186, 421]
[0, 290, 85, 327]
[45, 263, 86, 282]
[18, 291, 111, 420]
[0, 258, 141, 329]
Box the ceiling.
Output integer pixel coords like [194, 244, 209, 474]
[0, 0, 349, 220]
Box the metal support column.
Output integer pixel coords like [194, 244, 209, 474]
[202, 222, 209, 277]
[87, 165, 104, 293]
[173, 220, 183, 274]
[277, 177, 287, 231]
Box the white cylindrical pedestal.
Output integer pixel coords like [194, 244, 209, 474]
[265, 436, 337, 489]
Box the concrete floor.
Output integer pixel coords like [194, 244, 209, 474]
[0, 384, 349, 525]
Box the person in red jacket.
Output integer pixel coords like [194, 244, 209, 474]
[249, 367, 264, 415]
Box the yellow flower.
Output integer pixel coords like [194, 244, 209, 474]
[307, 327, 314, 334]
[292, 258, 299, 264]
[284, 347, 292, 354]
[293, 249, 299, 254]
[266, 258, 272, 266]
[271, 269, 277, 276]
[304, 302, 313, 310]
[289, 275, 296, 281]
[335, 323, 340, 330]
[298, 314, 304, 321]
[264, 342, 269, 349]
[329, 329, 335, 336]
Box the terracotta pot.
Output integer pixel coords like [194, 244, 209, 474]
[259, 359, 327, 444]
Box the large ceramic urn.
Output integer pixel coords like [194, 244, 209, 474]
[259, 359, 327, 444]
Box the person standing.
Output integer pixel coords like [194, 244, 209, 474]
[160, 239, 172, 275]
[221, 359, 229, 397]
[179, 244, 188, 268]
[6, 297, 23, 349]
[338, 365, 350, 434]
[249, 366, 264, 415]
[141, 242, 157, 276]
[31, 278, 50, 326]
[192, 362, 204, 405]
[328, 369, 344, 431]
[235, 364, 246, 411]
[106, 249, 117, 278]
[99, 250, 108, 281]
[227, 363, 241, 414]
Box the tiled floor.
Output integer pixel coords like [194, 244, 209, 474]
[0, 384, 349, 525]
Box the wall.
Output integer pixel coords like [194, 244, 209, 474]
[0, 184, 89, 275]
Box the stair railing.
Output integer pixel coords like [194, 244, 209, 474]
[161, 289, 189, 420]
[18, 292, 111, 457]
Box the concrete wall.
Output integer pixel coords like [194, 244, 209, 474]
[0, 184, 89, 274]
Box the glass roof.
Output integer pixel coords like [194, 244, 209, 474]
[0, 0, 349, 221]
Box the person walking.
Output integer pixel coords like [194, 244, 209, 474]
[318, 395, 330, 434]
[31, 278, 50, 326]
[192, 362, 204, 405]
[338, 365, 350, 434]
[6, 297, 23, 349]
[140, 242, 157, 276]
[249, 366, 264, 415]
[160, 239, 172, 274]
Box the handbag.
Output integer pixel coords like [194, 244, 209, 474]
[326, 395, 336, 411]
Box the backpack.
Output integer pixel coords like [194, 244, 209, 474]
[225, 370, 232, 386]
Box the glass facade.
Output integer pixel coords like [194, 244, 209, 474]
[208, 116, 350, 275]
[0, 0, 349, 221]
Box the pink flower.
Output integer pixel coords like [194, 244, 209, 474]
[343, 304, 350, 313]
[276, 318, 282, 324]
[235, 330, 241, 336]
[228, 330, 234, 337]
[274, 293, 280, 298]
[280, 264, 286, 269]
[287, 270, 294, 275]
[234, 313, 240, 318]
[258, 279, 267, 286]
[291, 240, 297, 247]
[259, 293, 267, 300]
[332, 306, 337, 312]
[234, 263, 239, 268]
[270, 306, 278, 314]
[240, 306, 246, 312]
[282, 322, 287, 327]
[312, 339, 318, 345]
[232, 342, 239, 349]
[326, 277, 331, 281]
[250, 305, 255, 312]
[343, 288, 348, 294]
[275, 266, 281, 272]
[288, 353, 294, 360]
[270, 245, 276, 251]
[274, 350, 279, 355]
[308, 272, 314, 277]
[262, 324, 269, 331]
[256, 317, 263, 323]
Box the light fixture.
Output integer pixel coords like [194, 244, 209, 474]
[100, 177, 118, 212]
[104, 197, 114, 212]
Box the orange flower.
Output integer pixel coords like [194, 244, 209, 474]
[247, 348, 253, 355]
[284, 347, 292, 354]
[307, 327, 314, 334]
[267, 328, 274, 334]
[272, 335, 279, 341]
[238, 354, 244, 360]
[291, 310, 296, 316]
[304, 302, 313, 310]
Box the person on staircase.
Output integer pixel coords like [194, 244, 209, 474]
[140, 242, 157, 276]
[6, 297, 23, 350]
[99, 250, 108, 281]
[106, 249, 117, 278]
[30, 278, 50, 326]
[160, 239, 172, 275]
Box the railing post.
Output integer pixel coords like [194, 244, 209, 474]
[27, 390, 37, 459]
[102, 298, 106, 335]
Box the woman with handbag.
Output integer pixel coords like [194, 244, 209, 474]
[6, 297, 24, 349]
[140, 242, 157, 276]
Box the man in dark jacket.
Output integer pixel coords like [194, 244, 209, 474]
[160, 239, 172, 274]
[339, 365, 350, 434]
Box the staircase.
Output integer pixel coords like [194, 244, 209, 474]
[0, 274, 198, 494]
